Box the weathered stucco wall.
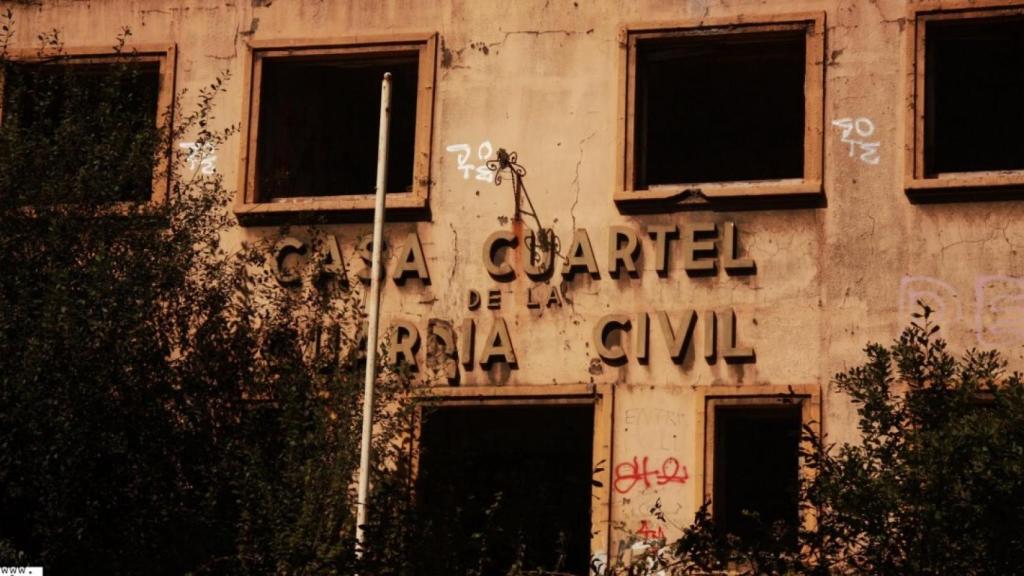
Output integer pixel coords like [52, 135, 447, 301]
[9, 0, 1024, 564]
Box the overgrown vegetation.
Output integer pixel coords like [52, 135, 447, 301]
[3, 15, 1024, 576]
[0, 18, 416, 575]
[0, 19, 572, 576]
[667, 305, 1024, 575]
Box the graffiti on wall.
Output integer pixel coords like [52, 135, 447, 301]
[899, 276, 963, 332]
[614, 404, 689, 556]
[624, 408, 683, 451]
[179, 141, 217, 175]
[613, 456, 689, 494]
[635, 519, 665, 541]
[976, 276, 1024, 347]
[445, 141, 496, 182]
[623, 408, 684, 427]
[899, 275, 1024, 348]
[589, 551, 608, 575]
[832, 117, 880, 165]
[610, 498, 678, 573]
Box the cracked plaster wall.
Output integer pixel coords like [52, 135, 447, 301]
[8, 0, 1024, 555]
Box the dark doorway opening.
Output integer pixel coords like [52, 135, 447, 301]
[255, 53, 418, 200]
[416, 404, 594, 576]
[924, 16, 1024, 175]
[713, 404, 801, 543]
[634, 30, 805, 188]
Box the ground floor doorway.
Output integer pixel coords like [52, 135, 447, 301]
[416, 403, 595, 575]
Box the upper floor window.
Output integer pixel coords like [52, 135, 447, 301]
[617, 14, 824, 211]
[907, 5, 1024, 194]
[0, 45, 175, 205]
[237, 35, 436, 223]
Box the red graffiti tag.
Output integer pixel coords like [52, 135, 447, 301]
[636, 519, 665, 541]
[613, 456, 689, 494]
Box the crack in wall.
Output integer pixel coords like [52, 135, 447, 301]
[569, 130, 597, 234]
[486, 29, 574, 51]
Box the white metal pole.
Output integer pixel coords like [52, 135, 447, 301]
[355, 71, 391, 558]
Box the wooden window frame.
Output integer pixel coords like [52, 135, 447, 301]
[616, 13, 825, 211]
[695, 384, 821, 535]
[236, 34, 436, 224]
[414, 383, 614, 567]
[905, 2, 1024, 196]
[0, 44, 177, 206]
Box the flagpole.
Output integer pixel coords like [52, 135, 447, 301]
[355, 71, 392, 559]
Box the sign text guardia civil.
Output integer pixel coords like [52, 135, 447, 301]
[273, 221, 756, 383]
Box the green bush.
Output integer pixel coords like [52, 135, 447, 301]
[0, 18, 416, 575]
[671, 305, 1024, 575]
[8, 16, 1021, 576]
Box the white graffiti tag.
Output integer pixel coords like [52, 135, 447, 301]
[832, 117, 880, 165]
[179, 141, 217, 175]
[445, 141, 495, 182]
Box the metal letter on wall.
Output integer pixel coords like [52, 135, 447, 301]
[635, 312, 649, 364]
[647, 225, 677, 277]
[609, 226, 641, 279]
[392, 232, 431, 285]
[479, 318, 517, 368]
[721, 309, 755, 362]
[703, 311, 716, 363]
[656, 310, 697, 364]
[483, 230, 517, 281]
[683, 222, 717, 275]
[388, 320, 420, 370]
[318, 234, 346, 280]
[723, 222, 755, 274]
[273, 237, 306, 286]
[459, 319, 475, 371]
[593, 314, 631, 364]
[426, 320, 458, 384]
[562, 229, 600, 280]
[357, 236, 387, 283]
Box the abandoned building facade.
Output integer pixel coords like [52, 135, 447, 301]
[5, 0, 1024, 572]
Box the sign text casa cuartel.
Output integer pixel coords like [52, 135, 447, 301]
[273, 221, 756, 383]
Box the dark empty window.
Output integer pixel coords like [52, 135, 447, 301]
[255, 54, 418, 200]
[0, 60, 161, 204]
[924, 15, 1024, 175]
[416, 405, 594, 576]
[634, 30, 805, 187]
[713, 404, 801, 543]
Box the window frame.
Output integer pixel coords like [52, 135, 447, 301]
[696, 384, 821, 536]
[0, 44, 177, 206]
[905, 1, 1024, 195]
[616, 13, 825, 211]
[236, 34, 437, 224]
[413, 383, 614, 569]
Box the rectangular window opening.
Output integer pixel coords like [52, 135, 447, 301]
[923, 14, 1024, 176]
[712, 404, 801, 543]
[1, 58, 163, 204]
[255, 53, 418, 201]
[633, 29, 806, 188]
[416, 404, 594, 576]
